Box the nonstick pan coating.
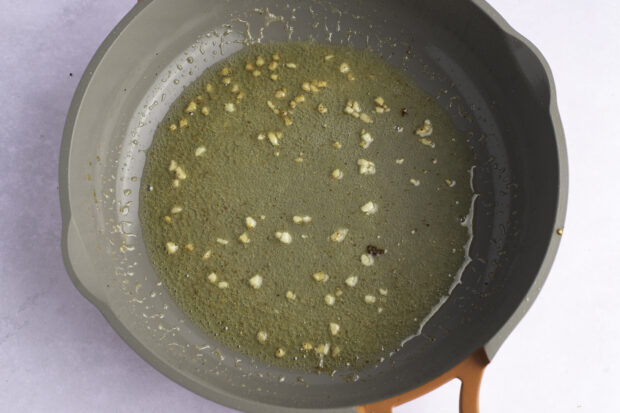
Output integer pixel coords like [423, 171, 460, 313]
[60, 0, 567, 411]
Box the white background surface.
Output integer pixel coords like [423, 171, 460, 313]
[1, 0, 618, 411]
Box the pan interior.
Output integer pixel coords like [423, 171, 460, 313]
[65, 0, 560, 409]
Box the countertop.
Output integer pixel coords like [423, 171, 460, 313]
[1, 0, 618, 411]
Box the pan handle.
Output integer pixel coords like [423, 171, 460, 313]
[357, 349, 489, 413]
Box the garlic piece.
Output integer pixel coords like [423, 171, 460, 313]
[365, 294, 377, 304]
[312, 271, 329, 282]
[416, 119, 433, 137]
[357, 159, 376, 175]
[165, 242, 178, 254]
[195, 146, 206, 157]
[245, 216, 257, 229]
[361, 253, 375, 266]
[249, 274, 263, 289]
[360, 201, 378, 215]
[275, 231, 292, 244]
[330, 228, 349, 243]
[324, 294, 336, 306]
[257, 330, 268, 344]
[345, 275, 359, 287]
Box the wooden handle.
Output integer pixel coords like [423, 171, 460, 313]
[357, 349, 489, 413]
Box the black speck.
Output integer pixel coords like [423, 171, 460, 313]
[69, 73, 73, 77]
[366, 245, 385, 256]
[401, 107, 408, 116]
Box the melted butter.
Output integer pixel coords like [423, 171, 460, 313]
[140, 42, 474, 372]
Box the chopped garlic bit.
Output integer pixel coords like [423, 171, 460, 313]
[257, 132, 265, 141]
[172, 179, 180, 188]
[252, 69, 261, 77]
[330, 228, 349, 243]
[249, 274, 263, 289]
[195, 146, 206, 157]
[343, 99, 362, 117]
[365, 294, 377, 304]
[221, 77, 231, 86]
[377, 307, 384, 314]
[185, 243, 194, 252]
[357, 158, 376, 175]
[419, 137, 435, 147]
[331, 169, 344, 180]
[224, 102, 236, 113]
[168, 160, 178, 172]
[361, 201, 378, 215]
[207, 272, 217, 283]
[275, 347, 286, 358]
[374, 96, 390, 113]
[202, 250, 212, 260]
[216, 238, 229, 245]
[163, 215, 172, 224]
[201, 106, 210, 116]
[275, 231, 292, 244]
[285, 62, 297, 69]
[239, 232, 251, 244]
[324, 54, 334, 61]
[410, 178, 421, 186]
[268, 61, 279, 71]
[270, 73, 278, 81]
[332, 141, 342, 149]
[179, 118, 189, 128]
[294, 94, 305, 103]
[185, 101, 197, 113]
[165, 242, 178, 254]
[329, 323, 340, 336]
[324, 294, 335, 306]
[257, 330, 268, 344]
[175, 166, 187, 180]
[396, 158, 404, 164]
[169, 124, 177, 131]
[274, 87, 288, 99]
[416, 119, 433, 137]
[255, 55, 265, 67]
[379, 288, 388, 296]
[445, 179, 456, 187]
[360, 129, 373, 149]
[301, 342, 313, 351]
[245, 216, 257, 229]
[312, 271, 329, 282]
[217, 281, 229, 289]
[267, 132, 280, 146]
[293, 215, 312, 225]
[301, 81, 311, 92]
[317, 103, 328, 114]
[345, 275, 359, 287]
[315, 343, 330, 356]
[170, 205, 183, 214]
[361, 253, 375, 266]
[286, 290, 297, 301]
[360, 113, 373, 124]
[272, 53, 280, 61]
[220, 67, 232, 76]
[339, 62, 350, 73]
